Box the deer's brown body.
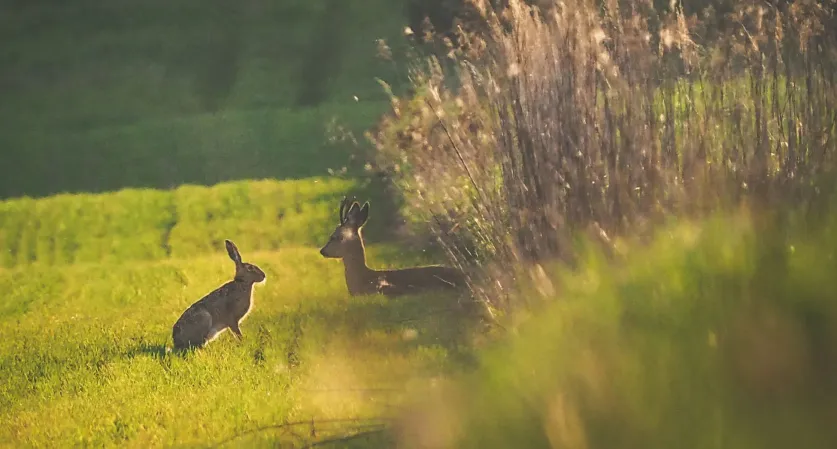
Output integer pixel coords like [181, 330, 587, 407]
[320, 198, 466, 298]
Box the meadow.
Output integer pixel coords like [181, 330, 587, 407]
[0, 158, 483, 448]
[0, 242, 480, 447]
[3, 0, 837, 447]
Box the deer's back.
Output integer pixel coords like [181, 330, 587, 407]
[377, 265, 466, 296]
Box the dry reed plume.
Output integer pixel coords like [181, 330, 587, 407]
[369, 0, 837, 313]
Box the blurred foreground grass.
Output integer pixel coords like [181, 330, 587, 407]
[396, 208, 837, 449]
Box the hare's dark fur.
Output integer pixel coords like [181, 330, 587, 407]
[172, 240, 266, 350]
[319, 198, 466, 297]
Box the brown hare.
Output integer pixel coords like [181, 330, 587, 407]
[172, 240, 266, 350]
[320, 197, 467, 298]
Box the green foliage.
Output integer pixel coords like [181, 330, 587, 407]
[0, 102, 391, 199]
[0, 0, 412, 198]
[0, 245, 474, 447]
[0, 177, 393, 268]
[397, 211, 837, 448]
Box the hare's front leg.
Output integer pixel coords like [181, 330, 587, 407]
[230, 323, 243, 340]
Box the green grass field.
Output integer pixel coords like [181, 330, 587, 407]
[0, 243, 480, 447]
[0, 166, 482, 447]
[0, 177, 397, 268]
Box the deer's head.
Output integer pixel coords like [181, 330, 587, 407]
[319, 197, 369, 259]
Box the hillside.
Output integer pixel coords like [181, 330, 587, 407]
[0, 0, 412, 199]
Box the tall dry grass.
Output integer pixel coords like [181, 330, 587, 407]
[369, 0, 837, 314]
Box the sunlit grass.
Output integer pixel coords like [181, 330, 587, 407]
[0, 244, 475, 448]
[0, 177, 395, 268]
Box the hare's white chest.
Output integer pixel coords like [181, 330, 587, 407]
[238, 288, 255, 323]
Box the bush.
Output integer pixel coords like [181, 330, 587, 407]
[370, 0, 837, 313]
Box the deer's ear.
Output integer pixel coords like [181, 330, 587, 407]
[345, 202, 360, 225]
[357, 202, 369, 226]
[347, 202, 360, 217]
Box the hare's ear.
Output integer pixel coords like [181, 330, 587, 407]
[357, 202, 370, 226]
[225, 240, 242, 265]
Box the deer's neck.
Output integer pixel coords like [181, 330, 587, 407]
[341, 239, 376, 296]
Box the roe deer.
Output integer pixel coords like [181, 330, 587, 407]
[172, 240, 266, 350]
[319, 197, 467, 297]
